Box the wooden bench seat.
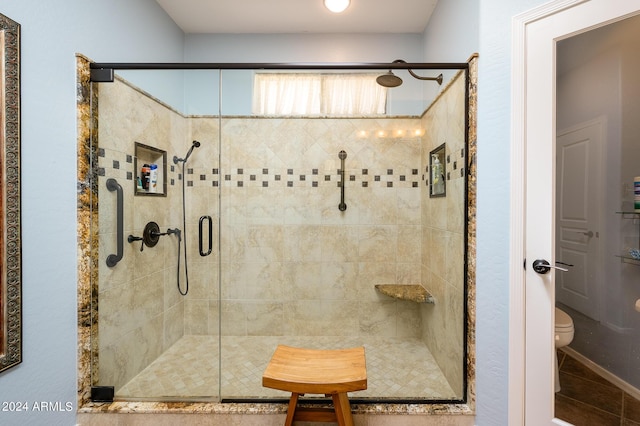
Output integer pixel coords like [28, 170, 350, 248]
[262, 345, 367, 426]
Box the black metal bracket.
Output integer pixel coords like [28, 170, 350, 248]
[90, 68, 114, 83]
[90, 386, 114, 402]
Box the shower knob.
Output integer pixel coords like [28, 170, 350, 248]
[142, 221, 161, 248]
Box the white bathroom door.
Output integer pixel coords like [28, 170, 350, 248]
[555, 119, 603, 320]
[511, 1, 640, 425]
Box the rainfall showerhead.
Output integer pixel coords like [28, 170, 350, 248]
[376, 59, 443, 88]
[173, 140, 201, 164]
[376, 71, 403, 88]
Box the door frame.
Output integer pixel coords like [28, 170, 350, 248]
[509, 0, 640, 424]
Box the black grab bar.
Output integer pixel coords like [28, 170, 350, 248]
[106, 178, 124, 267]
[199, 215, 212, 257]
[338, 150, 347, 211]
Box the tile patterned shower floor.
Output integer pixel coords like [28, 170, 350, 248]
[116, 335, 455, 401]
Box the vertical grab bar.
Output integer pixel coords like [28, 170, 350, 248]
[105, 178, 124, 267]
[338, 150, 347, 211]
[199, 215, 212, 257]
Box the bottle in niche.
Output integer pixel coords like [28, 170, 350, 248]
[141, 164, 150, 191]
[635, 176, 640, 212]
[149, 164, 158, 193]
[432, 155, 444, 195]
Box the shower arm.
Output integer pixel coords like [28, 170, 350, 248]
[407, 68, 443, 85]
[393, 59, 443, 85]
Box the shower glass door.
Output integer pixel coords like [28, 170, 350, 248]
[217, 67, 468, 401]
[93, 69, 222, 401]
[91, 63, 469, 403]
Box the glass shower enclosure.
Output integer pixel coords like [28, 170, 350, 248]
[89, 62, 470, 403]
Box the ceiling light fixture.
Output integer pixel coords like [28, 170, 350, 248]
[324, 0, 350, 13]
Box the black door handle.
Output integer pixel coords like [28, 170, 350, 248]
[199, 215, 212, 257]
[532, 259, 568, 274]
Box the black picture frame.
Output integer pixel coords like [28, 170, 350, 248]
[429, 143, 446, 198]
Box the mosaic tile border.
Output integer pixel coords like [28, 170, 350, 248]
[98, 148, 467, 190]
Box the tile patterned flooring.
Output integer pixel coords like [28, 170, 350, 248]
[117, 335, 456, 401]
[556, 349, 640, 425]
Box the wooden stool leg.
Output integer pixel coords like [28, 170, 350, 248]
[284, 392, 299, 426]
[332, 392, 354, 426]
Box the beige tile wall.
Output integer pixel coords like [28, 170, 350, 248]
[214, 117, 425, 339]
[98, 77, 192, 390]
[420, 72, 467, 397]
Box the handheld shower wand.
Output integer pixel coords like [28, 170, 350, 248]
[173, 140, 201, 164]
[172, 140, 201, 296]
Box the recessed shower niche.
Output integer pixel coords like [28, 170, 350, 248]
[134, 142, 167, 196]
[77, 57, 477, 412]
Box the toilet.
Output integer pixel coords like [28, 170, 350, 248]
[554, 307, 575, 392]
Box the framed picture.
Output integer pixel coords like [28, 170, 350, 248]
[429, 143, 446, 197]
[0, 13, 22, 374]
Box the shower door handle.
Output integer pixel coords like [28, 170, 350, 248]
[199, 215, 212, 257]
[105, 178, 124, 267]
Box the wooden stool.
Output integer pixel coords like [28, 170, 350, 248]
[262, 345, 367, 426]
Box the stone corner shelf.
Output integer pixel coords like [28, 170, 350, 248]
[374, 284, 435, 304]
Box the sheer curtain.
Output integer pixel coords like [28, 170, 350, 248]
[322, 74, 387, 116]
[252, 73, 322, 115]
[253, 73, 387, 116]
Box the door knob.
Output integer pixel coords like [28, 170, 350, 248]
[532, 259, 568, 274]
[581, 230, 594, 238]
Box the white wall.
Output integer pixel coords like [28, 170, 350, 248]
[185, 33, 423, 63]
[423, 0, 479, 62]
[183, 33, 429, 116]
[0, 1, 183, 425]
[422, 0, 479, 86]
[476, 0, 551, 424]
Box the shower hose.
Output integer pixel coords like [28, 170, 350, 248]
[177, 160, 189, 296]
